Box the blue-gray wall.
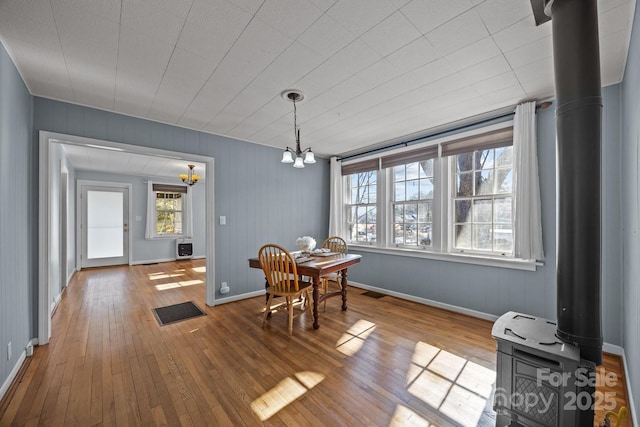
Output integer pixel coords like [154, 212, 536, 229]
[621, 0, 640, 418]
[0, 42, 34, 390]
[32, 98, 330, 299]
[75, 169, 207, 263]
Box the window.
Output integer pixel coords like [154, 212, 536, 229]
[340, 124, 519, 260]
[347, 171, 377, 243]
[145, 182, 191, 239]
[393, 160, 434, 247]
[452, 147, 513, 254]
[155, 191, 183, 235]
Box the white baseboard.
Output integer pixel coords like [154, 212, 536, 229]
[0, 349, 26, 404]
[130, 258, 176, 265]
[213, 290, 264, 306]
[348, 281, 499, 322]
[603, 342, 625, 356]
[66, 268, 76, 286]
[621, 349, 638, 427]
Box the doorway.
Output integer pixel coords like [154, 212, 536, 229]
[79, 183, 131, 268]
[39, 131, 216, 345]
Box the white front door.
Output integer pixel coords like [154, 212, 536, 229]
[80, 185, 130, 268]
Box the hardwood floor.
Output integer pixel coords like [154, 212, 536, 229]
[0, 260, 632, 426]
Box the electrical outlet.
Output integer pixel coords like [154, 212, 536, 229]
[7, 341, 11, 360]
[220, 282, 229, 294]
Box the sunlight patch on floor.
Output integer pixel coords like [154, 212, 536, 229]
[336, 319, 376, 356]
[405, 341, 496, 427]
[250, 372, 325, 421]
[389, 404, 434, 427]
[155, 279, 203, 290]
[148, 273, 185, 280]
[192, 266, 206, 273]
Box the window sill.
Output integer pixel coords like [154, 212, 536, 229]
[147, 234, 186, 240]
[347, 244, 542, 271]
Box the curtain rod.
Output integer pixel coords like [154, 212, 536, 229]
[337, 101, 551, 162]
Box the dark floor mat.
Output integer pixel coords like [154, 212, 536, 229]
[152, 301, 206, 326]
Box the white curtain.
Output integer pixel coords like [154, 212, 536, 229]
[184, 186, 194, 237]
[328, 156, 344, 237]
[145, 180, 155, 239]
[513, 101, 544, 260]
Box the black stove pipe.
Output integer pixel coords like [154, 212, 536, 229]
[547, 0, 603, 366]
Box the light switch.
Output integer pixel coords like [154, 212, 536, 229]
[135, 216, 142, 221]
[219, 216, 226, 225]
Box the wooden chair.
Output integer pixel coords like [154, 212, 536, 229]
[258, 244, 313, 335]
[320, 236, 348, 310]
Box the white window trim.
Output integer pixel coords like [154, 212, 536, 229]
[339, 120, 543, 270]
[146, 181, 192, 239]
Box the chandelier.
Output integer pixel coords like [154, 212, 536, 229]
[281, 90, 315, 168]
[179, 164, 200, 186]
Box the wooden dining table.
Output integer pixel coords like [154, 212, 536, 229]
[248, 252, 362, 329]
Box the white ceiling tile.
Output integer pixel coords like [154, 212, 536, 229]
[426, 9, 490, 56]
[121, 0, 186, 45]
[327, 0, 398, 37]
[297, 14, 356, 58]
[599, 2, 634, 37]
[598, 0, 632, 14]
[600, 30, 629, 85]
[51, 0, 122, 23]
[444, 37, 502, 72]
[384, 37, 440, 72]
[472, 71, 521, 95]
[503, 35, 552, 70]
[0, 0, 57, 26]
[51, 2, 120, 48]
[459, 55, 512, 84]
[474, 0, 532, 34]
[302, 39, 382, 93]
[513, 56, 554, 84]
[256, 0, 324, 40]
[0, 0, 634, 157]
[177, 0, 253, 62]
[401, 0, 475, 34]
[492, 15, 551, 53]
[360, 11, 423, 57]
[227, 0, 264, 14]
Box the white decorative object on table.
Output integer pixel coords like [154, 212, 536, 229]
[296, 236, 316, 253]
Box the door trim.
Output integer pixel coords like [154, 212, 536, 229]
[39, 131, 216, 345]
[76, 180, 133, 270]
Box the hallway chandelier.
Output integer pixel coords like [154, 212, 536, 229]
[281, 90, 315, 168]
[179, 164, 200, 186]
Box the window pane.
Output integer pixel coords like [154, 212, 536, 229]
[394, 204, 404, 223]
[455, 199, 472, 223]
[417, 202, 432, 222]
[394, 224, 403, 244]
[359, 187, 369, 203]
[494, 197, 512, 223]
[367, 207, 377, 224]
[455, 224, 472, 249]
[477, 149, 493, 169]
[495, 146, 512, 167]
[419, 224, 432, 246]
[407, 180, 419, 200]
[369, 184, 377, 203]
[456, 172, 473, 197]
[395, 182, 406, 201]
[351, 187, 358, 204]
[394, 166, 405, 182]
[418, 159, 433, 178]
[405, 224, 417, 243]
[475, 170, 494, 195]
[404, 204, 417, 224]
[496, 168, 512, 193]
[420, 179, 433, 199]
[494, 224, 513, 252]
[406, 162, 419, 180]
[351, 174, 358, 187]
[368, 171, 377, 184]
[472, 199, 492, 223]
[456, 153, 474, 172]
[473, 225, 492, 250]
